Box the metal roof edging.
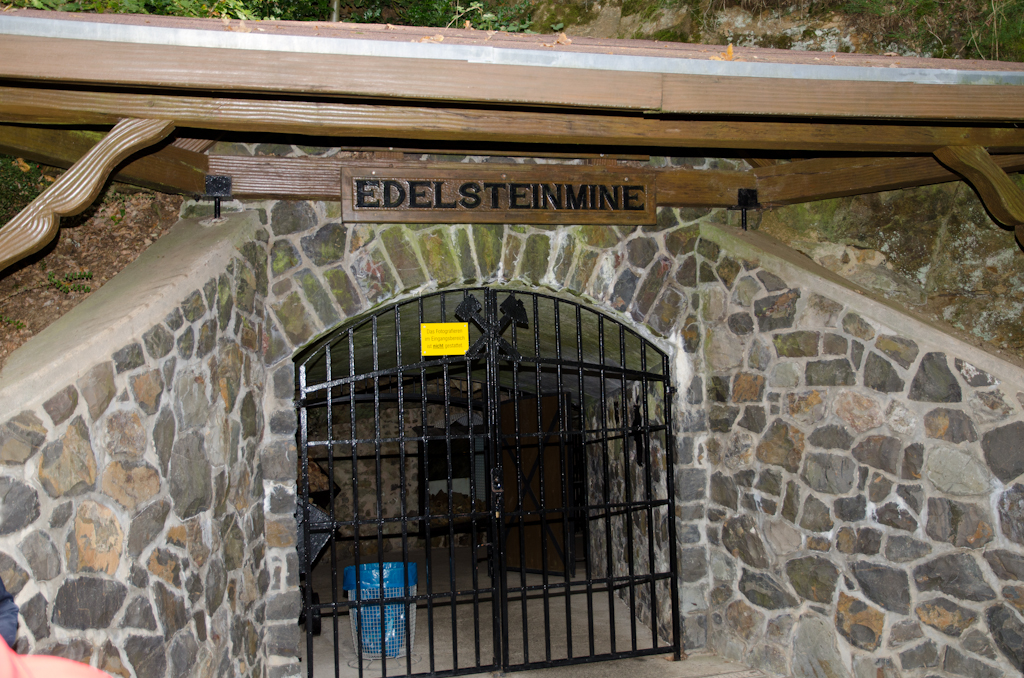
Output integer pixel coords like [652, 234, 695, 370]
[2, 14, 1023, 87]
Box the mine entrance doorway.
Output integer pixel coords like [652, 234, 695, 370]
[295, 287, 680, 678]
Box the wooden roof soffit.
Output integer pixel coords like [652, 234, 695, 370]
[0, 118, 175, 272]
[933, 146, 1024, 244]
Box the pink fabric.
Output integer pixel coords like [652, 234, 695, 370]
[0, 639, 112, 678]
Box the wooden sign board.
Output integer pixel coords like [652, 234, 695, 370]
[342, 162, 656, 225]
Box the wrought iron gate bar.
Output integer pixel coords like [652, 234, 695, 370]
[301, 356, 666, 398]
[297, 287, 679, 678]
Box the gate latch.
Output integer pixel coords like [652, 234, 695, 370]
[491, 469, 503, 518]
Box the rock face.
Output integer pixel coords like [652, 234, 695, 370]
[722, 515, 770, 569]
[987, 605, 1024, 671]
[801, 452, 856, 494]
[38, 417, 96, 498]
[983, 421, 1024, 483]
[168, 432, 211, 519]
[914, 553, 996, 602]
[999, 484, 1024, 545]
[909, 353, 962, 402]
[786, 556, 839, 603]
[0, 476, 40, 535]
[52, 577, 127, 629]
[792, 614, 851, 678]
[739, 570, 797, 610]
[756, 420, 804, 472]
[836, 593, 884, 650]
[851, 561, 910, 614]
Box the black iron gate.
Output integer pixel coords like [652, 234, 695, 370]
[295, 287, 679, 677]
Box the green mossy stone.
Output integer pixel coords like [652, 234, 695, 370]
[300, 223, 347, 267]
[454, 228, 476, 281]
[472, 224, 504, 278]
[295, 269, 340, 328]
[576, 225, 619, 249]
[323, 267, 362, 317]
[521, 234, 550, 284]
[418, 232, 459, 285]
[381, 227, 426, 287]
[270, 240, 300, 277]
[272, 293, 316, 347]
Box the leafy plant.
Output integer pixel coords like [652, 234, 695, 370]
[0, 313, 26, 330]
[47, 271, 93, 294]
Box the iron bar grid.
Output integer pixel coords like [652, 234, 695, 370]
[296, 288, 679, 677]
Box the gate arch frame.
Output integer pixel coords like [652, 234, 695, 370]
[292, 284, 682, 677]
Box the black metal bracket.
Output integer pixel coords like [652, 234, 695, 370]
[204, 175, 232, 219]
[729, 188, 761, 231]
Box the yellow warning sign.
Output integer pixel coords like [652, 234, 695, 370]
[420, 322, 469, 356]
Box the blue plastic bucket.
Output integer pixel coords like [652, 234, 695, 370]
[343, 562, 418, 658]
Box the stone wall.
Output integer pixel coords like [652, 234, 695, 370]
[0, 212, 284, 677]
[1, 161, 1021, 678]
[693, 226, 1024, 677]
[243, 191, 723, 664]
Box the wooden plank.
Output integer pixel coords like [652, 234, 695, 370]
[340, 162, 657, 224]
[0, 119, 175, 272]
[3, 87, 1024, 154]
[3, 35, 1023, 121]
[0, 125, 207, 194]
[756, 154, 1024, 204]
[663, 74, 1024, 121]
[0, 35, 662, 111]
[208, 156, 341, 199]
[656, 169, 755, 207]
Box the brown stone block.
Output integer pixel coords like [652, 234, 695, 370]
[836, 592, 884, 650]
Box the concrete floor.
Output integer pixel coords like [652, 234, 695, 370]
[297, 546, 764, 678]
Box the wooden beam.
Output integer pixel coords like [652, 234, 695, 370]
[0, 35, 662, 112]
[662, 74, 1024, 122]
[3, 87, 1024, 154]
[934, 145, 1024, 242]
[756, 154, 1024, 205]
[209, 154, 751, 207]
[656, 169, 755, 207]
[0, 119, 175, 273]
[0, 125, 207, 195]
[209, 156, 341, 199]
[1, 35, 1023, 120]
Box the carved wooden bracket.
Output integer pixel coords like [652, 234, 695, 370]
[0, 118, 175, 273]
[934, 145, 1024, 244]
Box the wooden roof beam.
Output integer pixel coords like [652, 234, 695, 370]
[755, 154, 1024, 205]
[3, 87, 1024, 155]
[0, 119, 175, 273]
[934, 145, 1024, 244]
[0, 125, 207, 195]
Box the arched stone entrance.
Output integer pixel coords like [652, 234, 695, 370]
[291, 285, 679, 676]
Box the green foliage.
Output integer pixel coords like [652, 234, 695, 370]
[0, 155, 50, 225]
[7, 0, 534, 29]
[0, 313, 25, 330]
[47, 271, 93, 294]
[838, 0, 1024, 61]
